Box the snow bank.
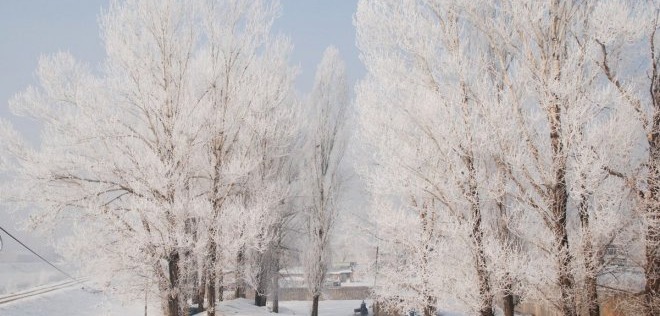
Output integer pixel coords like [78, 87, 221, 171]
[197, 298, 372, 316]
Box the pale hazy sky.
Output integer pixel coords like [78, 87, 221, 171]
[0, 0, 363, 258]
[0, 0, 364, 134]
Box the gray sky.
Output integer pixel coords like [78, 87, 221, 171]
[0, 0, 363, 259]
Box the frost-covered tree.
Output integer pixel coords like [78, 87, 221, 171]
[469, 2, 645, 315]
[190, 1, 298, 314]
[591, 1, 660, 314]
[241, 83, 299, 308]
[356, 1, 645, 316]
[303, 47, 349, 316]
[7, 0, 205, 312]
[3, 0, 299, 315]
[356, 1, 514, 314]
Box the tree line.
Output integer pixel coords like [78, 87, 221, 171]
[2, 1, 660, 316]
[0, 1, 348, 316]
[356, 0, 659, 316]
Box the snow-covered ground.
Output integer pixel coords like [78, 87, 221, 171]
[0, 283, 470, 316]
[0, 284, 158, 316]
[0, 262, 67, 295]
[0, 287, 374, 316]
[209, 299, 464, 316]
[199, 298, 373, 316]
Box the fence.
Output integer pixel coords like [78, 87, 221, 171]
[513, 295, 640, 316]
[514, 302, 561, 316]
[247, 288, 637, 315]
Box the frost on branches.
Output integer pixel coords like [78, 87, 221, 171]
[2, 0, 299, 315]
[302, 47, 350, 316]
[356, 0, 656, 316]
[2, 1, 660, 316]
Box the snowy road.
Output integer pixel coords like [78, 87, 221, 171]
[0, 287, 374, 316]
[0, 278, 88, 305]
[200, 299, 374, 316]
[0, 285, 155, 316]
[0, 288, 466, 316]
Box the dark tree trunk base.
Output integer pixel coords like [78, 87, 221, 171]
[503, 292, 514, 316]
[255, 290, 267, 307]
[165, 252, 181, 316]
[207, 274, 216, 316]
[311, 294, 320, 316]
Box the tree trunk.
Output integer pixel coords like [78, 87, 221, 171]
[144, 283, 148, 316]
[546, 95, 578, 316]
[549, 88, 577, 316]
[423, 295, 436, 316]
[311, 293, 320, 316]
[197, 273, 206, 310]
[186, 218, 201, 310]
[192, 267, 204, 310]
[466, 154, 494, 316]
[272, 295, 279, 313]
[552, 206, 577, 316]
[207, 240, 217, 316]
[549, 86, 578, 316]
[192, 277, 200, 308]
[502, 279, 514, 316]
[234, 281, 245, 299]
[207, 274, 216, 316]
[272, 256, 280, 313]
[548, 1, 577, 314]
[646, 45, 660, 316]
[578, 188, 600, 316]
[234, 285, 245, 299]
[254, 289, 267, 307]
[235, 248, 246, 298]
[496, 176, 515, 316]
[584, 270, 599, 316]
[165, 251, 181, 316]
[498, 207, 515, 316]
[644, 159, 660, 316]
[255, 257, 269, 307]
[644, 225, 660, 316]
[218, 274, 224, 302]
[272, 277, 279, 313]
[503, 293, 514, 316]
[472, 219, 494, 316]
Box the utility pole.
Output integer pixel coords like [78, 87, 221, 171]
[144, 280, 148, 316]
[373, 212, 380, 316]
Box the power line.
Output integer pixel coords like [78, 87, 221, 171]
[0, 225, 79, 282]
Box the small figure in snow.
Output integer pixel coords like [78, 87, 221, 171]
[360, 300, 368, 315]
[354, 300, 369, 315]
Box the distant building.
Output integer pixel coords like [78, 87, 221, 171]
[279, 262, 357, 288]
